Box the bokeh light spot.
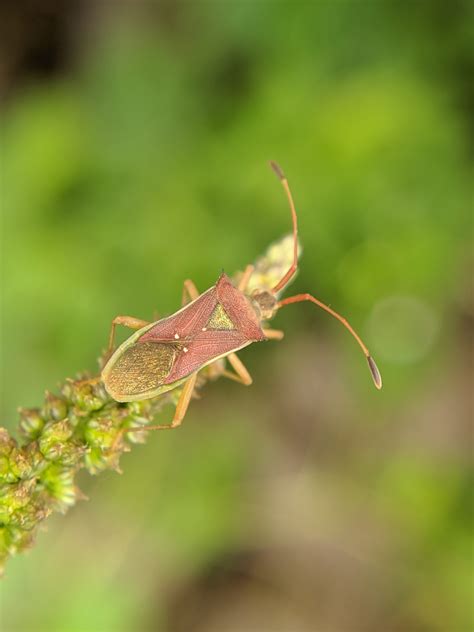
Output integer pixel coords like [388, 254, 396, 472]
[369, 295, 440, 364]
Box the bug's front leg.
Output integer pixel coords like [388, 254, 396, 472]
[107, 316, 151, 354]
[238, 264, 254, 292]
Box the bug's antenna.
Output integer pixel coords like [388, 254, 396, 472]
[269, 161, 299, 294]
[277, 293, 382, 389]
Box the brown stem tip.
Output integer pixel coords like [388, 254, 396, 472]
[269, 160, 285, 180]
[367, 355, 382, 390]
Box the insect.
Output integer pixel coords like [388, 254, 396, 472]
[101, 162, 382, 430]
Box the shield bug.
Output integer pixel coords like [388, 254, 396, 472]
[101, 162, 382, 430]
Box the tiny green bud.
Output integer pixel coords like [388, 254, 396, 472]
[0, 456, 11, 481]
[0, 479, 36, 511]
[9, 501, 52, 530]
[19, 408, 45, 439]
[8, 448, 32, 480]
[68, 381, 105, 412]
[84, 416, 120, 450]
[40, 465, 77, 512]
[40, 419, 73, 444]
[56, 442, 86, 467]
[0, 430, 19, 483]
[0, 428, 16, 457]
[42, 392, 68, 422]
[21, 442, 48, 478]
[39, 420, 74, 462]
[84, 446, 123, 475]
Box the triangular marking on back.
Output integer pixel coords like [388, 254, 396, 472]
[206, 303, 235, 330]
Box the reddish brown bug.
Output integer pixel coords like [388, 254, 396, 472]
[101, 162, 382, 429]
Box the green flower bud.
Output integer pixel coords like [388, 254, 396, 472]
[41, 392, 68, 422]
[39, 465, 77, 512]
[56, 442, 86, 467]
[21, 442, 48, 478]
[84, 416, 121, 450]
[0, 456, 11, 482]
[39, 420, 74, 461]
[0, 428, 16, 456]
[0, 430, 19, 483]
[0, 525, 35, 562]
[84, 446, 121, 474]
[8, 448, 32, 480]
[0, 479, 36, 512]
[6, 496, 51, 530]
[0, 504, 11, 525]
[65, 379, 106, 412]
[18, 408, 45, 439]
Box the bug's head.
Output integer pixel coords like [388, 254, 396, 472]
[251, 289, 279, 321]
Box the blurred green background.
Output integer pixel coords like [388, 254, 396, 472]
[1, 1, 472, 630]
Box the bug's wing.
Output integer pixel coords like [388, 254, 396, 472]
[140, 286, 217, 342]
[165, 330, 251, 383]
[103, 339, 180, 401]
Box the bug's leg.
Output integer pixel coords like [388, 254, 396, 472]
[171, 372, 199, 426]
[269, 162, 299, 294]
[238, 264, 254, 292]
[262, 328, 285, 340]
[182, 279, 200, 305]
[221, 352, 253, 385]
[107, 316, 151, 354]
[128, 373, 199, 433]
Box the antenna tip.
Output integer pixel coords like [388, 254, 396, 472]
[269, 161, 285, 180]
[367, 355, 383, 390]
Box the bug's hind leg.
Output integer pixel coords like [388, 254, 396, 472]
[221, 352, 253, 386]
[129, 373, 199, 433]
[182, 279, 200, 305]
